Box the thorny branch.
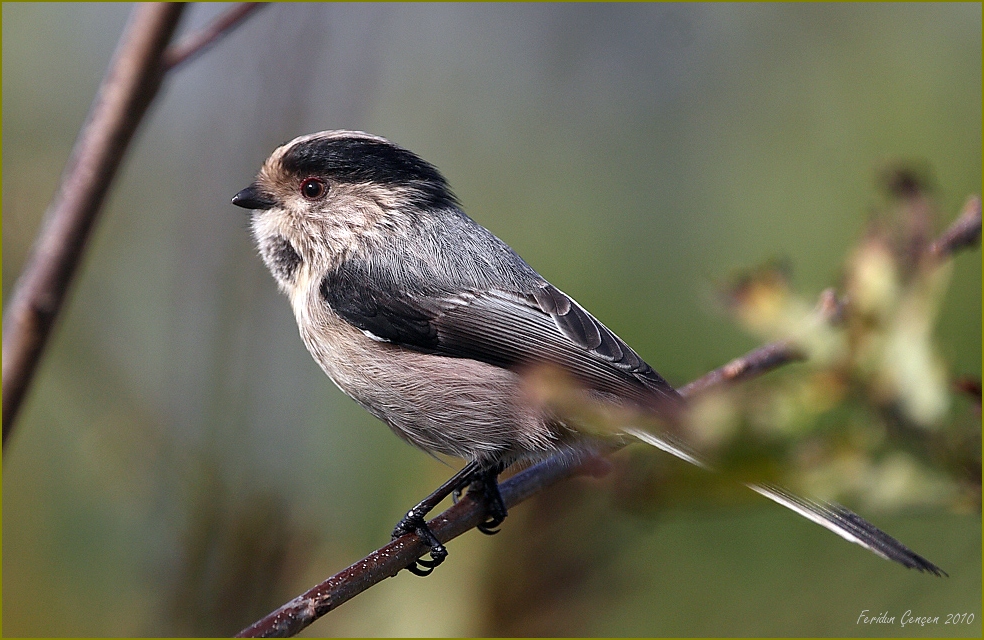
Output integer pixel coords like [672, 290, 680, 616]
[1, 3, 266, 447]
[237, 202, 980, 638]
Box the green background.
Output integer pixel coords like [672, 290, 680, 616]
[3, 3, 980, 636]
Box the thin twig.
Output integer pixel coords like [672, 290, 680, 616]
[678, 286, 852, 398]
[163, 3, 268, 71]
[928, 195, 982, 261]
[1, 3, 185, 446]
[679, 341, 803, 398]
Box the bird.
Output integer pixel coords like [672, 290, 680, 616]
[232, 129, 945, 577]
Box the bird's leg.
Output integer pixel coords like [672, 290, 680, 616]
[392, 460, 482, 576]
[392, 460, 509, 575]
[467, 461, 508, 535]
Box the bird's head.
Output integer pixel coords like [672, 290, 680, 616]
[232, 130, 459, 292]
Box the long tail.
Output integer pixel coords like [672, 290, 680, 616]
[623, 427, 946, 576]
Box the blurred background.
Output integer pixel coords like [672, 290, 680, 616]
[3, 3, 980, 636]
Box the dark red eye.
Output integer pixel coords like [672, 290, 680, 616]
[300, 177, 327, 200]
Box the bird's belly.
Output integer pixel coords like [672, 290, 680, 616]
[299, 321, 556, 463]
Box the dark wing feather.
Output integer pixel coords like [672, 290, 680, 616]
[320, 259, 440, 349]
[320, 259, 678, 406]
[532, 284, 652, 374]
[436, 288, 679, 405]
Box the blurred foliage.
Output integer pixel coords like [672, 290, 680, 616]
[3, 3, 981, 637]
[523, 171, 980, 515]
[164, 459, 319, 637]
[690, 168, 980, 512]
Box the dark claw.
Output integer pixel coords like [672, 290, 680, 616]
[392, 514, 416, 540]
[391, 460, 510, 576]
[392, 512, 448, 577]
[468, 468, 508, 537]
[406, 543, 448, 576]
[477, 521, 501, 535]
[415, 556, 438, 568]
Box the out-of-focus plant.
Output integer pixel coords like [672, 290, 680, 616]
[514, 168, 980, 515]
[681, 168, 981, 513]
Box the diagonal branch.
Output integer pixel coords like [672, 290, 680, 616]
[233, 344, 792, 638]
[1, 3, 184, 445]
[234, 445, 602, 638]
[163, 3, 268, 70]
[1, 3, 265, 448]
[679, 340, 802, 398]
[236, 198, 981, 638]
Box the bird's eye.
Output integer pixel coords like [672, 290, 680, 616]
[300, 177, 327, 200]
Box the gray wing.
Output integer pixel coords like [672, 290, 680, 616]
[438, 287, 681, 408]
[319, 255, 680, 409]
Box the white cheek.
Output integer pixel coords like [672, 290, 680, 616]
[250, 210, 290, 248]
[249, 212, 271, 244]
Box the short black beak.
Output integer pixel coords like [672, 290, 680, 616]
[231, 184, 276, 210]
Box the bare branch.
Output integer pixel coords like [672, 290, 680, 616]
[2, 3, 185, 445]
[163, 3, 268, 71]
[2, 2, 267, 448]
[235, 446, 614, 638]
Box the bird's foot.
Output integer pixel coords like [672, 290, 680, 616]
[391, 460, 508, 576]
[392, 511, 448, 577]
[468, 468, 508, 535]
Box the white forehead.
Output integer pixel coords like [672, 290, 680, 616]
[274, 130, 391, 156]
